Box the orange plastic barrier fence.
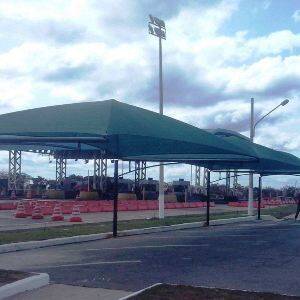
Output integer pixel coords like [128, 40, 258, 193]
[6, 199, 214, 214]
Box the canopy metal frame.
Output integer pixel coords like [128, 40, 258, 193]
[55, 158, 67, 185]
[8, 150, 21, 192]
[1, 100, 300, 237]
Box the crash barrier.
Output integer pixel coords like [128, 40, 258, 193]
[0, 203, 17, 210]
[3, 199, 215, 216]
[228, 198, 296, 208]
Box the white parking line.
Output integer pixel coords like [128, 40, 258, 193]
[88, 244, 210, 251]
[39, 260, 142, 268]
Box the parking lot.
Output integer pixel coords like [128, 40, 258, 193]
[1, 219, 300, 297]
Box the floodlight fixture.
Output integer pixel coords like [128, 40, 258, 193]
[149, 15, 165, 28]
[148, 14, 166, 39]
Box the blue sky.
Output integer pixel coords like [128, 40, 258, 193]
[0, 0, 300, 188]
[223, 1, 300, 36]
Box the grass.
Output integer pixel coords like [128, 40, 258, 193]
[130, 284, 298, 300]
[0, 205, 296, 245]
[0, 269, 30, 285]
[262, 204, 297, 219]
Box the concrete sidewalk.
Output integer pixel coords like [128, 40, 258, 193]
[7, 284, 131, 300]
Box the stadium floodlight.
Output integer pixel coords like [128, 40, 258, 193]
[148, 15, 166, 40]
[148, 14, 166, 219]
[149, 15, 165, 28]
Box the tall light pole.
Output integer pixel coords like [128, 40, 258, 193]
[248, 98, 289, 215]
[148, 15, 166, 219]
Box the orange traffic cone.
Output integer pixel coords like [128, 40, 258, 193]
[31, 202, 44, 219]
[69, 204, 82, 222]
[51, 203, 64, 221]
[15, 201, 27, 218]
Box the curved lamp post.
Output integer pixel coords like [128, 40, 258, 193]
[248, 98, 289, 215]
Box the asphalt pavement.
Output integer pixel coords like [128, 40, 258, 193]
[1, 219, 300, 297]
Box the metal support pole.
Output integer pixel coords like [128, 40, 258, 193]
[93, 162, 96, 190]
[195, 166, 201, 187]
[158, 35, 165, 219]
[100, 156, 107, 191]
[248, 97, 254, 215]
[141, 161, 147, 180]
[159, 37, 163, 115]
[113, 160, 119, 238]
[233, 170, 238, 196]
[8, 150, 22, 193]
[202, 168, 208, 195]
[87, 170, 90, 192]
[93, 158, 100, 190]
[206, 170, 211, 226]
[55, 157, 66, 186]
[134, 161, 140, 185]
[226, 171, 230, 195]
[158, 163, 165, 219]
[258, 175, 262, 220]
[149, 16, 166, 219]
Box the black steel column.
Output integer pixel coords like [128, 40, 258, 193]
[258, 175, 262, 220]
[113, 160, 119, 237]
[206, 170, 211, 226]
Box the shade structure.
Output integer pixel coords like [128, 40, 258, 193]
[0, 100, 257, 163]
[205, 129, 300, 175]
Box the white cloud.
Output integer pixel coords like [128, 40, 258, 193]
[292, 10, 300, 23]
[262, 0, 271, 10]
[0, 0, 299, 187]
[0, 0, 89, 22]
[168, 0, 239, 41]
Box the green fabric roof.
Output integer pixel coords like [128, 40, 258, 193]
[0, 100, 256, 163]
[206, 129, 300, 175]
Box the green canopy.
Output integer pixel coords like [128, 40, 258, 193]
[205, 129, 300, 175]
[0, 100, 256, 163]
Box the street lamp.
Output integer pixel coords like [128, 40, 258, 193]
[148, 15, 166, 219]
[248, 98, 290, 215]
[253, 99, 289, 133]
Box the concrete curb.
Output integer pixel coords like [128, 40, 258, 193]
[0, 232, 112, 254]
[0, 272, 49, 299]
[119, 283, 162, 300]
[0, 215, 272, 254]
[260, 214, 281, 222]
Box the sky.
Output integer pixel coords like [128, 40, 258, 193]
[0, 0, 300, 188]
